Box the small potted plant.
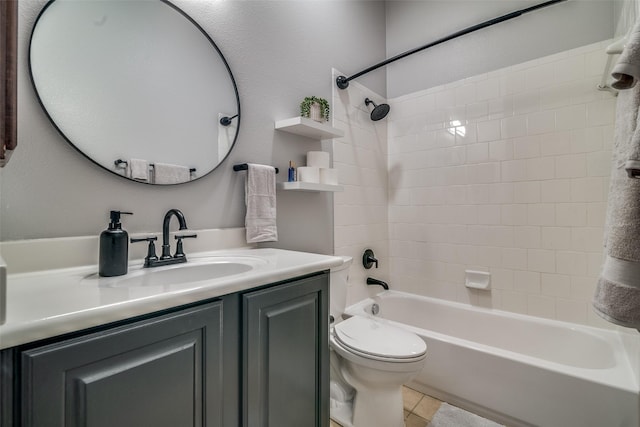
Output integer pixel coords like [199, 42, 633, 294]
[300, 96, 330, 122]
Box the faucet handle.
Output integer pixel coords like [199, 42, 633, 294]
[363, 248, 378, 269]
[131, 236, 159, 267]
[175, 234, 198, 239]
[174, 234, 197, 259]
[131, 236, 158, 243]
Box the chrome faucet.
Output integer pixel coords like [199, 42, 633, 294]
[131, 209, 197, 268]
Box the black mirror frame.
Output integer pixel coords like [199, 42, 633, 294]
[28, 0, 241, 184]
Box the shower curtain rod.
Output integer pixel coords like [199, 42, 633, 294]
[336, 0, 568, 90]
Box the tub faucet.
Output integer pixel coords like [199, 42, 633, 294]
[366, 277, 389, 290]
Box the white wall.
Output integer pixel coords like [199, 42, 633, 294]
[332, 70, 390, 306]
[332, 40, 620, 328]
[387, 41, 615, 328]
[2, 1, 386, 256]
[385, 0, 616, 98]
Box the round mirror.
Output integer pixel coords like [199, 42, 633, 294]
[29, 0, 240, 184]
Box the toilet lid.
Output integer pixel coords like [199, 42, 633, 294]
[334, 316, 427, 360]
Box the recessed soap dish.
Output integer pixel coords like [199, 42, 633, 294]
[465, 270, 491, 290]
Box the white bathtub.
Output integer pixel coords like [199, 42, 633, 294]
[345, 291, 640, 427]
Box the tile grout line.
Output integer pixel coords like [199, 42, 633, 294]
[403, 386, 440, 426]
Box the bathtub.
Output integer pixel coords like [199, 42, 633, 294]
[344, 291, 640, 427]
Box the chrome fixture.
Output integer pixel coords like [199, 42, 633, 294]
[370, 303, 380, 316]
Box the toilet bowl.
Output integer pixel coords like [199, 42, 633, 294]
[329, 256, 427, 427]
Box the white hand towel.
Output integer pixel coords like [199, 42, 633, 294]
[245, 164, 277, 243]
[129, 158, 149, 181]
[153, 162, 191, 184]
[612, 22, 640, 90]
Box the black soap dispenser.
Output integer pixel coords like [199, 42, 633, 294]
[99, 210, 133, 277]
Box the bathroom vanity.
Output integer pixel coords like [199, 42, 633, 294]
[0, 245, 340, 427]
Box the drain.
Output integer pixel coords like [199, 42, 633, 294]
[370, 303, 380, 316]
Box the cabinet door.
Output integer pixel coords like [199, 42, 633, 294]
[243, 273, 329, 427]
[21, 300, 226, 427]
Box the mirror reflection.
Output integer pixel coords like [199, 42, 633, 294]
[29, 0, 240, 184]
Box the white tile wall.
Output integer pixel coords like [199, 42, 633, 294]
[386, 41, 616, 328]
[332, 42, 619, 328]
[333, 69, 390, 306]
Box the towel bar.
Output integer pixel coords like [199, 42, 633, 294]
[114, 159, 196, 173]
[233, 163, 279, 174]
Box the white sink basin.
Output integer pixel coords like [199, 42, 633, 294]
[88, 256, 268, 288]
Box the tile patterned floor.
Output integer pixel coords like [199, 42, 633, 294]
[330, 385, 442, 427]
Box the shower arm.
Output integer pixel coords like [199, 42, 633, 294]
[336, 0, 568, 90]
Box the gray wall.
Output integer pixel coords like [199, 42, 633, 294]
[385, 0, 616, 98]
[3, 0, 617, 251]
[2, 1, 386, 255]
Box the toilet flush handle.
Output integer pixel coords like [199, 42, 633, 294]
[363, 249, 378, 269]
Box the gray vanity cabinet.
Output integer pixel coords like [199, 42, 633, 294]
[0, 271, 329, 427]
[243, 273, 329, 427]
[17, 299, 232, 427]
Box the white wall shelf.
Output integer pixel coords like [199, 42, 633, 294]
[277, 182, 344, 192]
[275, 117, 344, 140]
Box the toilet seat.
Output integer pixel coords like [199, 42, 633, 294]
[333, 316, 426, 362]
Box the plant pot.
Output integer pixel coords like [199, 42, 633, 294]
[309, 102, 324, 122]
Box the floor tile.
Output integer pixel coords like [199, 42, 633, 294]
[402, 385, 424, 412]
[329, 419, 343, 427]
[412, 394, 442, 421]
[405, 413, 430, 427]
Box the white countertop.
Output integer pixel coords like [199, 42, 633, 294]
[0, 248, 342, 350]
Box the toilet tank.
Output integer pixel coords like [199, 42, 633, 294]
[330, 256, 352, 322]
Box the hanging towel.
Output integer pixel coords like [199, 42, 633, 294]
[129, 158, 149, 181]
[153, 162, 191, 184]
[0, 149, 13, 168]
[245, 163, 277, 243]
[593, 45, 640, 328]
[612, 21, 640, 90]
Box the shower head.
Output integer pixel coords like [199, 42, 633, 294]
[365, 98, 390, 121]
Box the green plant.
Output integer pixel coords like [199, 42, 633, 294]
[300, 96, 330, 121]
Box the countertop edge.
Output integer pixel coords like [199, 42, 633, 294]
[0, 249, 342, 350]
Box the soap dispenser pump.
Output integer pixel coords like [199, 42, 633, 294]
[99, 210, 133, 277]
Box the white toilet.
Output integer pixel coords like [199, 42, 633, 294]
[329, 256, 427, 427]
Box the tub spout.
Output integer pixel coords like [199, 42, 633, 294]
[366, 277, 389, 290]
